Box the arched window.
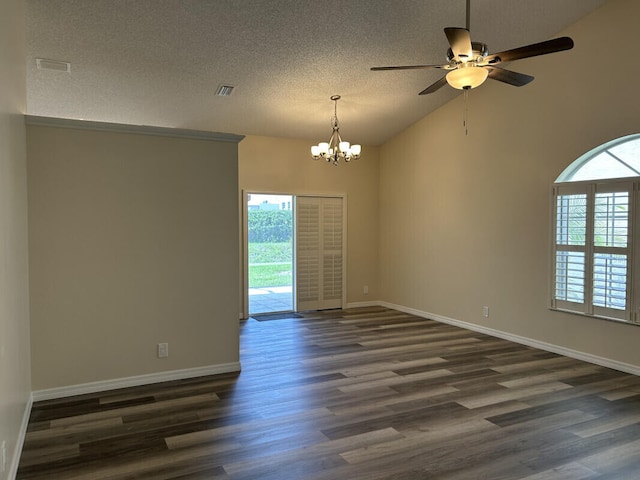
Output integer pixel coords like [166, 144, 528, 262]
[557, 134, 640, 182]
[551, 135, 640, 323]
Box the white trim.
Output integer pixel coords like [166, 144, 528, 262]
[379, 301, 640, 377]
[346, 300, 380, 309]
[8, 394, 33, 480]
[24, 115, 245, 144]
[241, 190, 249, 320]
[31, 362, 241, 401]
[342, 196, 348, 311]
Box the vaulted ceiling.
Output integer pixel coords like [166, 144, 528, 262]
[27, 0, 608, 145]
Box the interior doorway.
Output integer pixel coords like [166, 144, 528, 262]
[247, 193, 294, 315]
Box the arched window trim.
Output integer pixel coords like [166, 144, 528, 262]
[551, 134, 640, 325]
[556, 134, 640, 183]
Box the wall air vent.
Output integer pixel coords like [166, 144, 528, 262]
[36, 59, 71, 72]
[215, 84, 235, 97]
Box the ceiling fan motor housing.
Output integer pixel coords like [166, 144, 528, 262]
[446, 42, 489, 63]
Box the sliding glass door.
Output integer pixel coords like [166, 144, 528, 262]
[247, 194, 293, 315]
[244, 193, 345, 316]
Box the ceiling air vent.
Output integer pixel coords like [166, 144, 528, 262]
[36, 58, 71, 72]
[215, 84, 235, 97]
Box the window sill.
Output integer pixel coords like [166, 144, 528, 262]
[550, 307, 639, 326]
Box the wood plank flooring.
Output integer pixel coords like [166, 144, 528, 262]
[17, 306, 640, 479]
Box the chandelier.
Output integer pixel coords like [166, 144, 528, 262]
[311, 95, 361, 166]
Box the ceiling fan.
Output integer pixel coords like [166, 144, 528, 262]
[370, 0, 574, 95]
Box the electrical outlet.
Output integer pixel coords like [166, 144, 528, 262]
[363, 285, 369, 295]
[482, 306, 489, 318]
[157, 343, 169, 358]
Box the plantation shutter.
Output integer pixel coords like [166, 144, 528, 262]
[552, 182, 633, 320]
[592, 182, 632, 320]
[322, 199, 343, 304]
[296, 196, 344, 311]
[552, 184, 588, 312]
[297, 199, 321, 308]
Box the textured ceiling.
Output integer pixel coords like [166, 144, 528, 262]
[26, 0, 608, 146]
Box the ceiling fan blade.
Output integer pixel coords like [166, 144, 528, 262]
[371, 64, 447, 71]
[484, 36, 574, 65]
[486, 66, 534, 86]
[444, 27, 473, 60]
[418, 75, 448, 95]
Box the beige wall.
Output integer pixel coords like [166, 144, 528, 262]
[379, 0, 640, 367]
[0, 0, 31, 476]
[239, 135, 379, 312]
[27, 124, 241, 390]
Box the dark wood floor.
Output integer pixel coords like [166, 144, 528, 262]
[17, 307, 640, 479]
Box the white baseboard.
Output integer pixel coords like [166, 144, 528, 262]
[8, 393, 33, 480]
[346, 300, 380, 309]
[31, 362, 241, 402]
[379, 301, 640, 377]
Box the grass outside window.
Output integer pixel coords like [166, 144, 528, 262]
[249, 242, 292, 288]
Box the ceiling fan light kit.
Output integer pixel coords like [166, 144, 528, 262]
[311, 95, 361, 166]
[446, 64, 488, 90]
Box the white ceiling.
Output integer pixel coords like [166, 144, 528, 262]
[26, 0, 608, 146]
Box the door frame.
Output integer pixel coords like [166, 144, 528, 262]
[241, 190, 347, 319]
[242, 190, 296, 319]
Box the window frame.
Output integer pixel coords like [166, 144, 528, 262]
[550, 177, 638, 324]
[556, 134, 640, 183]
